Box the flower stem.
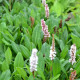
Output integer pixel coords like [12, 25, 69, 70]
[32, 71, 35, 79]
[43, 37, 46, 43]
[9, 0, 11, 11]
[50, 60, 53, 78]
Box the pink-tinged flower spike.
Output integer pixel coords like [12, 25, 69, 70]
[69, 70, 76, 80]
[42, 0, 46, 6]
[45, 4, 49, 18]
[49, 34, 56, 60]
[41, 19, 50, 42]
[30, 49, 38, 73]
[41, 19, 45, 31]
[69, 44, 76, 65]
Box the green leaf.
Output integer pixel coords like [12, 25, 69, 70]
[24, 35, 31, 50]
[37, 67, 45, 80]
[61, 45, 68, 59]
[0, 0, 2, 3]
[13, 2, 21, 14]
[76, 49, 80, 55]
[11, 41, 21, 54]
[0, 70, 11, 80]
[5, 30, 14, 41]
[54, 35, 60, 44]
[46, 16, 59, 33]
[2, 38, 10, 45]
[75, 79, 80, 80]
[59, 40, 65, 51]
[61, 65, 68, 78]
[62, 26, 68, 43]
[31, 0, 41, 6]
[5, 47, 12, 64]
[14, 74, 22, 80]
[61, 66, 68, 78]
[16, 67, 27, 80]
[6, 13, 13, 25]
[20, 45, 30, 58]
[14, 52, 24, 70]
[31, 42, 36, 49]
[14, 15, 21, 27]
[51, 74, 60, 80]
[38, 39, 42, 50]
[2, 60, 9, 71]
[60, 60, 68, 78]
[4, 0, 10, 9]
[41, 43, 50, 58]
[53, 58, 61, 76]
[38, 52, 45, 72]
[1, 32, 11, 42]
[26, 64, 32, 75]
[74, 58, 80, 74]
[53, 1, 63, 17]
[54, 35, 64, 51]
[28, 75, 34, 80]
[71, 33, 80, 48]
[0, 22, 6, 29]
[62, 60, 69, 67]
[32, 24, 41, 46]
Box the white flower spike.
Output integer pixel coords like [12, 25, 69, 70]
[30, 48, 38, 72]
[49, 34, 56, 60]
[69, 44, 76, 65]
[49, 47, 56, 60]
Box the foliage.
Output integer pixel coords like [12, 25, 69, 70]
[0, 0, 80, 80]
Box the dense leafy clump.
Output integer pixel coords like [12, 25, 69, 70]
[0, 0, 80, 80]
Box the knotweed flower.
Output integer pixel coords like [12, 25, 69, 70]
[49, 34, 56, 60]
[42, 0, 46, 6]
[41, 19, 45, 31]
[30, 49, 38, 72]
[69, 70, 76, 80]
[45, 4, 49, 18]
[41, 19, 50, 38]
[69, 44, 76, 65]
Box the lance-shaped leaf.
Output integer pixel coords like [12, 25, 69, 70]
[14, 52, 24, 70]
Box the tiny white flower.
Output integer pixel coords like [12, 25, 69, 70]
[30, 49, 38, 72]
[70, 68, 73, 71]
[69, 44, 76, 65]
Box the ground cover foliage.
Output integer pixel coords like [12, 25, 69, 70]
[0, 0, 80, 80]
